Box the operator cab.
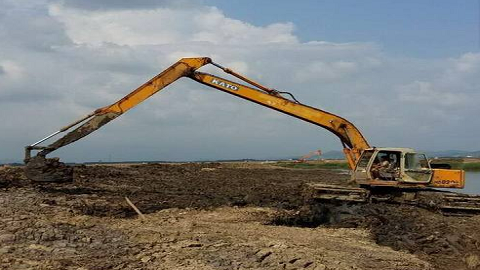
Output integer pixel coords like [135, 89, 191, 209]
[353, 147, 435, 187]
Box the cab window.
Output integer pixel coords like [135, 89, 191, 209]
[405, 153, 429, 170]
[404, 153, 431, 182]
[370, 150, 401, 180]
[356, 150, 374, 169]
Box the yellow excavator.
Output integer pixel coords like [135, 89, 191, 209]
[297, 150, 322, 163]
[24, 57, 477, 214]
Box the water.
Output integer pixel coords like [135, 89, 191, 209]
[459, 171, 480, 194]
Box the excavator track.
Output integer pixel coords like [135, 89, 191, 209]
[306, 183, 480, 216]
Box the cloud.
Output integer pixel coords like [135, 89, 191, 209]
[295, 60, 359, 82]
[0, 1, 479, 163]
[397, 81, 467, 107]
[49, 4, 298, 46]
[453, 52, 480, 74]
[53, 0, 200, 11]
[0, 6, 70, 51]
[396, 52, 479, 110]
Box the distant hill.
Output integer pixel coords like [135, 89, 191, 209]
[1, 150, 479, 165]
[287, 149, 480, 161]
[0, 159, 22, 165]
[320, 150, 345, 159]
[425, 150, 480, 158]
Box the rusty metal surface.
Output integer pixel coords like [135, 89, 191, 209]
[38, 112, 119, 157]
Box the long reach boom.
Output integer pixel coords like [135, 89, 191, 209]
[26, 57, 369, 178]
[25, 57, 473, 215]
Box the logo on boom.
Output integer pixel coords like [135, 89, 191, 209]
[211, 78, 239, 91]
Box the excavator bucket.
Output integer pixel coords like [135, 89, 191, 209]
[24, 156, 73, 183]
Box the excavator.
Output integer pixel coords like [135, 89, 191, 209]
[296, 150, 322, 163]
[24, 57, 480, 215]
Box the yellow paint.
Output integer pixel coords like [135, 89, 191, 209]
[430, 169, 465, 188]
[36, 56, 468, 191]
[192, 72, 370, 169]
[94, 56, 371, 168]
[98, 57, 211, 114]
[44, 57, 369, 167]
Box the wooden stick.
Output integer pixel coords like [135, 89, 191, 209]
[125, 196, 146, 221]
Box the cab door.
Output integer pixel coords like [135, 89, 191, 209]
[353, 150, 375, 181]
[400, 152, 432, 183]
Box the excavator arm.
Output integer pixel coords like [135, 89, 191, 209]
[25, 57, 369, 182]
[190, 71, 369, 167]
[26, 57, 212, 159]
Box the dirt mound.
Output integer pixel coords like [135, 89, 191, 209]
[24, 156, 73, 183]
[2, 163, 480, 269]
[272, 202, 480, 269]
[55, 163, 346, 217]
[0, 165, 28, 188]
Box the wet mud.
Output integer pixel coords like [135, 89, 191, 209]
[1, 163, 480, 269]
[24, 156, 73, 183]
[272, 201, 480, 269]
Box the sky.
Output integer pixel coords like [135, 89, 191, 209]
[0, 0, 479, 163]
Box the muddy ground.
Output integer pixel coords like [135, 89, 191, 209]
[1, 162, 480, 270]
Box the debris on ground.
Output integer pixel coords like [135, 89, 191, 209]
[1, 162, 479, 269]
